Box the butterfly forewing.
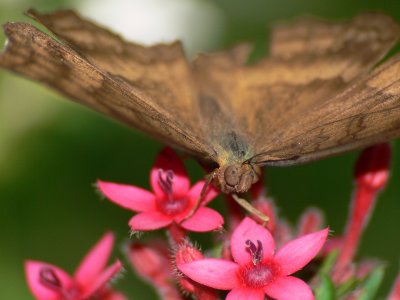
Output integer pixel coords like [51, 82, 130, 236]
[0, 22, 214, 160]
[27, 9, 204, 142]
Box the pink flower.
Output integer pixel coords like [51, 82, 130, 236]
[177, 217, 328, 300]
[98, 147, 223, 232]
[25, 232, 125, 300]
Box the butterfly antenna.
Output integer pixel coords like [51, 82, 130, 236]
[231, 194, 269, 224]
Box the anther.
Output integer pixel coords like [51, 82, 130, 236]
[39, 267, 62, 291]
[245, 240, 263, 265]
[158, 169, 174, 198]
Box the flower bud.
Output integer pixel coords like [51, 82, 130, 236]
[354, 143, 391, 190]
[175, 241, 217, 299]
[297, 207, 324, 237]
[128, 241, 181, 300]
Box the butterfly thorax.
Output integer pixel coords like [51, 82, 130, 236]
[215, 163, 261, 194]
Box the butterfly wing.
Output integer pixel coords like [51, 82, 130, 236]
[0, 10, 216, 161]
[254, 53, 400, 165]
[193, 13, 400, 165]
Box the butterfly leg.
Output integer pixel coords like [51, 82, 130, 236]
[180, 171, 217, 223]
[231, 194, 269, 224]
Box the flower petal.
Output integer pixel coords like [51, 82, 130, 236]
[81, 260, 123, 298]
[97, 180, 156, 212]
[188, 180, 219, 207]
[274, 228, 328, 276]
[180, 207, 223, 232]
[25, 260, 73, 300]
[177, 258, 240, 290]
[103, 290, 128, 300]
[150, 147, 190, 198]
[75, 232, 114, 287]
[226, 288, 265, 300]
[129, 211, 172, 231]
[264, 276, 313, 300]
[231, 217, 275, 266]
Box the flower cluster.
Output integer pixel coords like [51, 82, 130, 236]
[25, 145, 400, 300]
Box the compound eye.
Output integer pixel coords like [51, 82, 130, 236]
[224, 165, 240, 187]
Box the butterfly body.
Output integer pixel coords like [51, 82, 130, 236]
[1, 10, 400, 195]
[214, 163, 261, 194]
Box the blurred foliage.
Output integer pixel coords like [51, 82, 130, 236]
[0, 0, 400, 299]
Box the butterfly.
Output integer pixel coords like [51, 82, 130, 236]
[1, 10, 400, 196]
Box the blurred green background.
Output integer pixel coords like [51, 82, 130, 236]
[1, 0, 400, 299]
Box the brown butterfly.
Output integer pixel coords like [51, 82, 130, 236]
[1, 10, 400, 197]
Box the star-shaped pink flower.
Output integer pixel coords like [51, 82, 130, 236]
[25, 232, 125, 300]
[178, 217, 328, 300]
[98, 147, 223, 232]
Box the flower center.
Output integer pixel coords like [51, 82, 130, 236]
[238, 240, 278, 288]
[157, 169, 188, 216]
[241, 263, 275, 288]
[40, 267, 62, 291]
[39, 267, 80, 300]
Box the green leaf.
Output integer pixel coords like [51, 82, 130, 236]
[315, 274, 336, 300]
[319, 251, 339, 275]
[337, 277, 359, 297]
[357, 267, 385, 300]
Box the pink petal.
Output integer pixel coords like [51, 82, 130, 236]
[97, 181, 156, 212]
[264, 276, 313, 300]
[128, 211, 172, 231]
[231, 217, 275, 266]
[388, 272, 400, 300]
[180, 207, 223, 232]
[25, 260, 73, 300]
[274, 228, 328, 276]
[177, 258, 240, 290]
[188, 180, 219, 207]
[226, 288, 265, 300]
[75, 232, 114, 287]
[103, 290, 128, 300]
[81, 260, 123, 298]
[150, 147, 190, 198]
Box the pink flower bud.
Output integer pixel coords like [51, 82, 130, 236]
[175, 242, 204, 265]
[175, 242, 218, 299]
[333, 144, 391, 282]
[354, 143, 391, 190]
[297, 208, 324, 237]
[128, 241, 182, 300]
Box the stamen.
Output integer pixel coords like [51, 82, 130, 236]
[39, 267, 62, 291]
[245, 240, 263, 265]
[158, 169, 174, 198]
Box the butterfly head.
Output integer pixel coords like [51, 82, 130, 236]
[215, 163, 261, 194]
